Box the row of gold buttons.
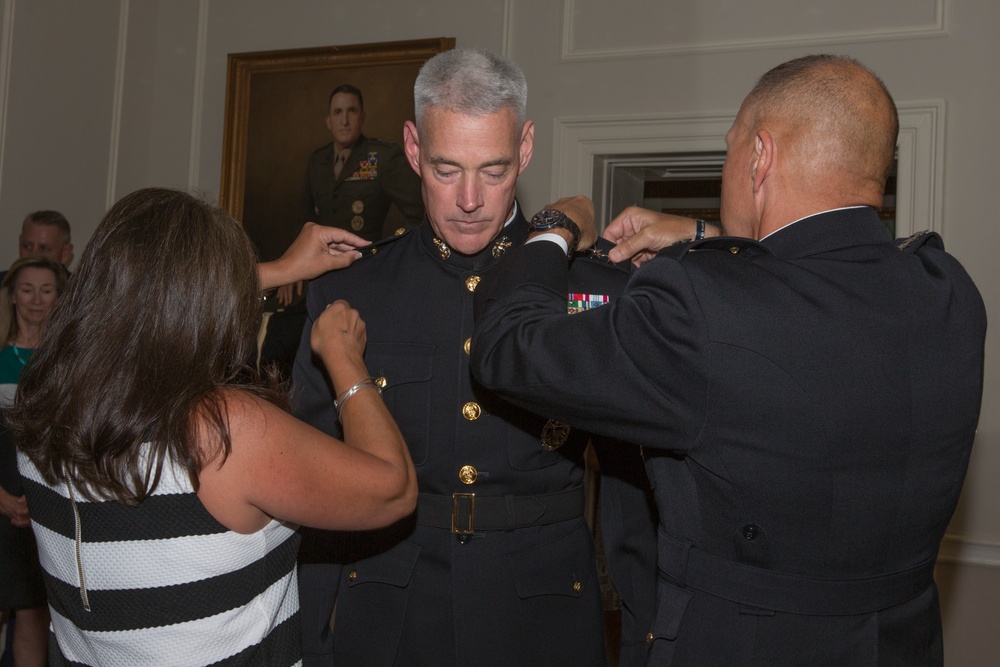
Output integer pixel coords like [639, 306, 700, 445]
[461, 278, 479, 486]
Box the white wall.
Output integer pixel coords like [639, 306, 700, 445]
[1, 0, 996, 662]
[0, 0, 121, 267]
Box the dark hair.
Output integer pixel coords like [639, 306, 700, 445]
[0, 256, 69, 344]
[328, 84, 364, 111]
[23, 210, 72, 242]
[9, 188, 283, 504]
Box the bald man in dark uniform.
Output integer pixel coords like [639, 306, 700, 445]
[472, 55, 986, 666]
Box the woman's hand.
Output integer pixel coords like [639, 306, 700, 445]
[258, 223, 369, 290]
[0, 487, 30, 528]
[311, 299, 369, 391]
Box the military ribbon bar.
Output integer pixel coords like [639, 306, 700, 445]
[347, 151, 380, 181]
[567, 293, 610, 314]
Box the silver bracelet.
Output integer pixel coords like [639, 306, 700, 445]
[334, 376, 382, 422]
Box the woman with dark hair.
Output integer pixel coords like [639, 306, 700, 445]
[7, 187, 417, 666]
[0, 256, 67, 667]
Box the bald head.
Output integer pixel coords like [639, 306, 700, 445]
[740, 55, 898, 191]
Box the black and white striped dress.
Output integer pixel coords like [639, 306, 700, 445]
[17, 449, 302, 666]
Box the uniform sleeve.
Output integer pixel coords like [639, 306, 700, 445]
[470, 240, 707, 450]
[378, 143, 424, 227]
[290, 277, 343, 439]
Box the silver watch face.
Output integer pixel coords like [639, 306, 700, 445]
[531, 209, 564, 229]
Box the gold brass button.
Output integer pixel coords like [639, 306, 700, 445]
[463, 338, 471, 355]
[462, 402, 482, 421]
[351, 216, 365, 231]
[572, 581, 582, 592]
[394, 227, 406, 235]
[465, 275, 481, 292]
[348, 570, 358, 582]
[374, 376, 387, 389]
[645, 632, 654, 644]
[729, 246, 740, 254]
[458, 465, 478, 485]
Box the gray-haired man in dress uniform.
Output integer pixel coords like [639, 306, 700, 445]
[292, 49, 660, 667]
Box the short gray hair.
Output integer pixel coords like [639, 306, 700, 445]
[414, 48, 527, 129]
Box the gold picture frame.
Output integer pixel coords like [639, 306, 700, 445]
[219, 37, 455, 262]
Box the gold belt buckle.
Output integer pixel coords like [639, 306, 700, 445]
[451, 492, 475, 534]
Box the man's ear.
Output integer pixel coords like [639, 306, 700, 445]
[403, 120, 421, 174]
[324, 114, 333, 134]
[518, 121, 535, 174]
[60, 243, 74, 267]
[751, 129, 774, 194]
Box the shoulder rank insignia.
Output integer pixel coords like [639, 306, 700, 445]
[358, 230, 409, 258]
[896, 230, 943, 252]
[574, 240, 631, 271]
[587, 245, 609, 261]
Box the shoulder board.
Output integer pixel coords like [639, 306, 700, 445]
[661, 236, 768, 260]
[357, 228, 412, 260]
[572, 237, 631, 272]
[895, 230, 943, 253]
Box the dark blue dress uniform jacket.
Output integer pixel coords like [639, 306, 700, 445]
[291, 207, 657, 667]
[471, 207, 987, 666]
[302, 134, 424, 243]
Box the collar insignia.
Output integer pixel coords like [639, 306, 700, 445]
[433, 237, 451, 259]
[492, 236, 513, 258]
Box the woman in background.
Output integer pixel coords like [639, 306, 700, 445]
[0, 256, 67, 667]
[7, 188, 417, 667]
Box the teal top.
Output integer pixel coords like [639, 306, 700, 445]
[0, 343, 33, 407]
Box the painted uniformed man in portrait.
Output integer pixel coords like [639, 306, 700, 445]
[301, 84, 424, 244]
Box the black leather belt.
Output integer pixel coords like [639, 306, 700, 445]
[658, 529, 936, 616]
[417, 487, 585, 534]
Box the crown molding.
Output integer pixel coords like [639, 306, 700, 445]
[561, 0, 947, 61]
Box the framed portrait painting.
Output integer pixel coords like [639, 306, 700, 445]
[220, 37, 455, 263]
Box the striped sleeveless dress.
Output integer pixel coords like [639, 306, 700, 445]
[17, 448, 302, 666]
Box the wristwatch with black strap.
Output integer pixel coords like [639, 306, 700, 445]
[529, 209, 581, 257]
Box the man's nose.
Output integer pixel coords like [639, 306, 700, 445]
[456, 177, 483, 213]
